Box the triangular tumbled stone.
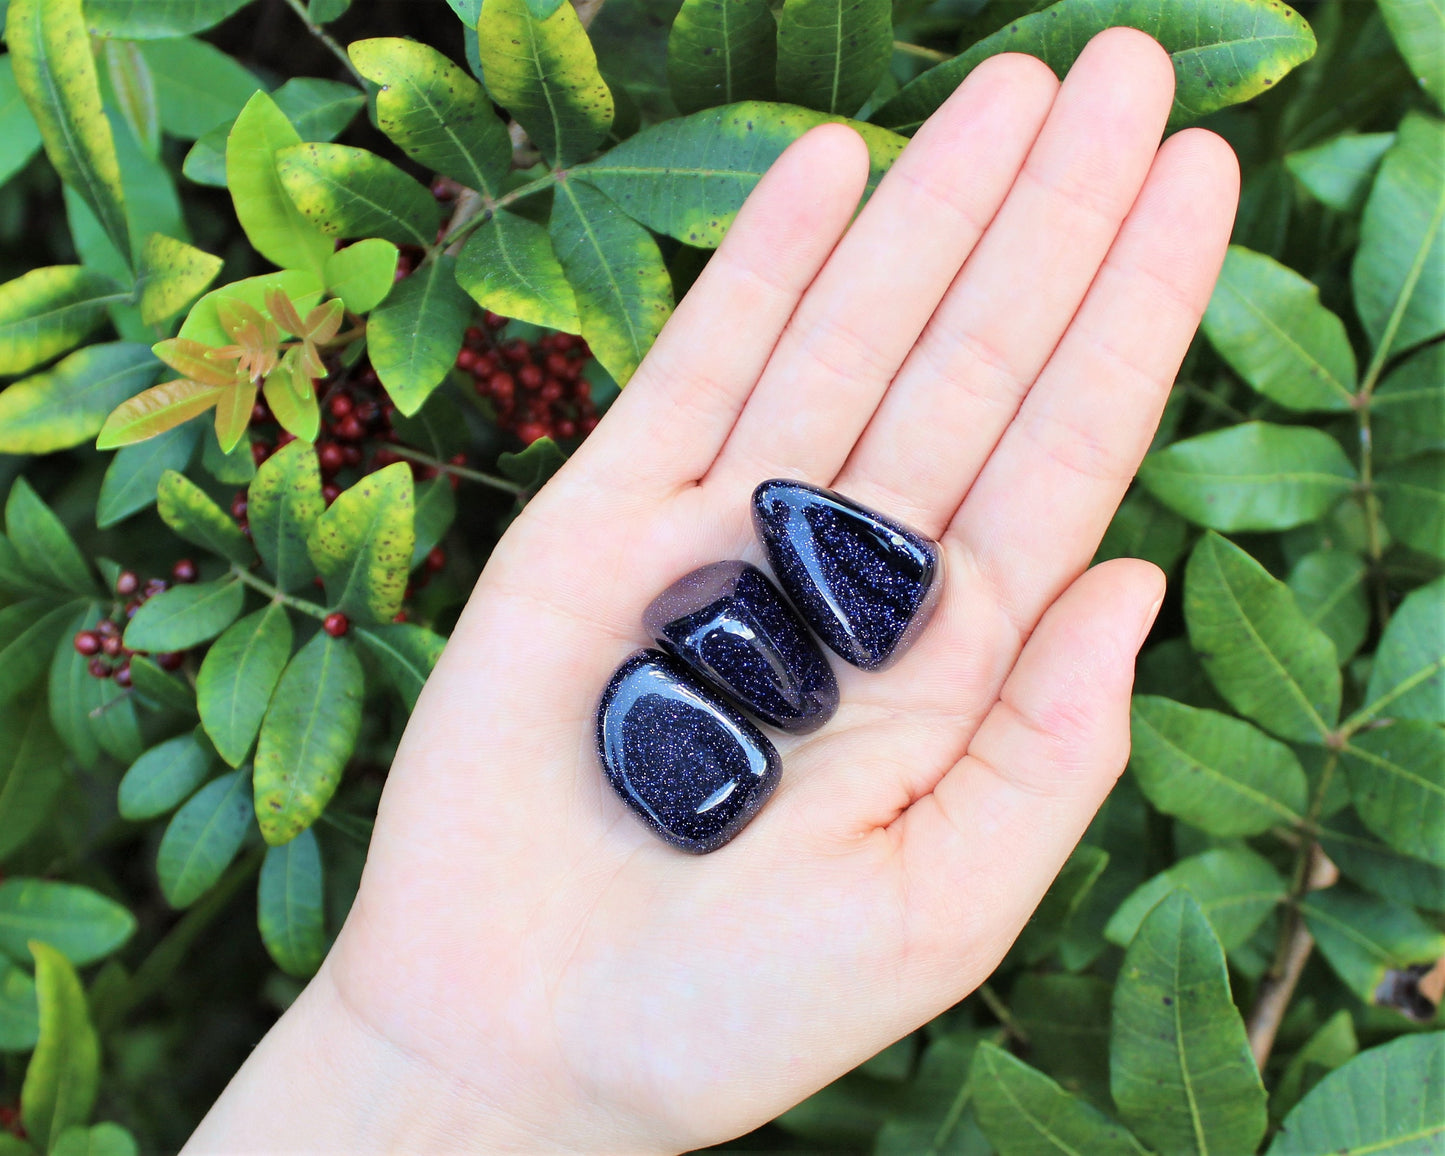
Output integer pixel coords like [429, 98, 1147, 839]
[752, 479, 942, 671]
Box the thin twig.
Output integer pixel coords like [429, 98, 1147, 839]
[280, 0, 368, 87]
[976, 983, 1030, 1045]
[893, 40, 951, 63]
[231, 564, 330, 620]
[1247, 912, 1314, 1070]
[385, 443, 524, 495]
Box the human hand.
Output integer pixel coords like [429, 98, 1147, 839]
[188, 28, 1237, 1155]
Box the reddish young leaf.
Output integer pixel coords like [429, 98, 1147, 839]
[96, 380, 223, 448]
[153, 337, 245, 389]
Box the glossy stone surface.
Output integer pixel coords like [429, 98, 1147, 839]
[596, 650, 781, 853]
[752, 479, 942, 671]
[643, 561, 838, 734]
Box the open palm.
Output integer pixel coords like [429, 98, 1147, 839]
[190, 28, 1238, 1155]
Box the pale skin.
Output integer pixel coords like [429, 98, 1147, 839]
[187, 30, 1239, 1155]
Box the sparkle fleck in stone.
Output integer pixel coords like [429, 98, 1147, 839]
[752, 479, 942, 671]
[596, 650, 781, 853]
[643, 560, 838, 734]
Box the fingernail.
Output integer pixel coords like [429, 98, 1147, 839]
[1137, 593, 1165, 649]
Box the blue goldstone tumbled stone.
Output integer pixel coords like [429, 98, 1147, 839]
[752, 479, 942, 671]
[643, 560, 838, 734]
[596, 650, 782, 853]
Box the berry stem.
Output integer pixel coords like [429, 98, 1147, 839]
[230, 565, 331, 621]
[386, 444, 524, 495]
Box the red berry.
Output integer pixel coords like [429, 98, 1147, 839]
[516, 421, 549, 444]
[231, 493, 249, 520]
[275, 430, 296, 448]
[426, 547, 446, 572]
[88, 658, 111, 679]
[335, 415, 365, 442]
[322, 483, 341, 506]
[449, 452, 467, 467]
[502, 339, 529, 363]
[355, 399, 380, 426]
[74, 631, 101, 656]
[556, 419, 578, 439]
[252, 441, 271, 466]
[464, 325, 486, 348]
[484, 311, 507, 330]
[342, 444, 362, 467]
[323, 612, 349, 638]
[144, 577, 168, 599]
[550, 333, 576, 352]
[456, 348, 479, 373]
[114, 662, 133, 689]
[393, 610, 409, 623]
[544, 352, 571, 378]
[97, 618, 120, 639]
[372, 448, 399, 468]
[573, 378, 592, 401]
[518, 363, 544, 390]
[172, 558, 198, 584]
[487, 371, 516, 401]
[102, 634, 124, 658]
[157, 651, 184, 671]
[473, 352, 498, 377]
[318, 442, 346, 474]
[539, 380, 564, 404]
[115, 570, 139, 597]
[252, 401, 270, 423]
[580, 415, 599, 434]
[328, 393, 354, 419]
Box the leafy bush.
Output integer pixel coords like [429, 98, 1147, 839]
[0, 0, 1439, 1151]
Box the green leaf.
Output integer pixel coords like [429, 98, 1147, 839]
[1139, 422, 1357, 532]
[1379, 0, 1445, 109]
[0, 601, 81, 707]
[0, 55, 44, 188]
[354, 622, 444, 711]
[776, 0, 891, 116]
[227, 92, 332, 277]
[1130, 696, 1308, 836]
[551, 178, 672, 386]
[348, 37, 510, 196]
[1268, 1032, 1444, 1156]
[1285, 132, 1393, 214]
[257, 827, 325, 977]
[197, 603, 293, 767]
[1201, 246, 1356, 412]
[85, 0, 254, 39]
[1287, 550, 1369, 664]
[20, 942, 99, 1151]
[0, 694, 65, 862]
[409, 475, 455, 567]
[1011, 844, 1109, 966]
[0, 343, 159, 455]
[1105, 847, 1287, 953]
[123, 577, 245, 652]
[247, 440, 324, 592]
[0, 265, 126, 376]
[51, 1123, 140, 1156]
[156, 769, 253, 908]
[117, 732, 213, 821]
[972, 1043, 1145, 1156]
[1376, 453, 1445, 560]
[871, 1031, 987, 1154]
[1321, 811, 1445, 913]
[577, 101, 905, 248]
[103, 39, 159, 158]
[1110, 889, 1267, 1156]
[667, 0, 776, 113]
[1353, 112, 1445, 360]
[273, 76, 364, 141]
[178, 270, 323, 349]
[873, 0, 1316, 135]
[1271, 1009, 1357, 1124]
[253, 632, 363, 845]
[97, 419, 202, 528]
[476, 0, 613, 167]
[1184, 533, 1341, 743]
[0, 952, 39, 1051]
[368, 254, 472, 415]
[1374, 342, 1445, 464]
[1341, 722, 1445, 867]
[127, 654, 195, 715]
[6, 477, 94, 597]
[48, 606, 141, 768]
[1360, 576, 1445, 724]
[137, 233, 223, 326]
[275, 142, 441, 249]
[1010, 974, 1113, 1106]
[8, 0, 130, 259]
[456, 210, 580, 333]
[306, 463, 414, 622]
[155, 469, 254, 567]
[498, 435, 567, 495]
[0, 880, 135, 967]
[139, 35, 261, 140]
[1302, 886, 1445, 1003]
[324, 239, 397, 315]
[1095, 491, 1188, 572]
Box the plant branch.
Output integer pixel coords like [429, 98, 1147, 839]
[280, 0, 368, 87]
[439, 172, 561, 248]
[976, 982, 1029, 1045]
[385, 443, 524, 495]
[231, 564, 331, 619]
[893, 40, 951, 63]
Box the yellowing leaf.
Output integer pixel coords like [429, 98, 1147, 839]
[0, 265, 125, 376]
[0, 343, 159, 455]
[97, 378, 224, 449]
[138, 233, 223, 326]
[306, 463, 414, 622]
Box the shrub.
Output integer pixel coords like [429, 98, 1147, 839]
[0, 0, 1439, 1151]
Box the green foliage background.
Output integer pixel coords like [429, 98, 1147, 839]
[0, 0, 1440, 1152]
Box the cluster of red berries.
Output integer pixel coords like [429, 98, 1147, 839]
[0, 1103, 23, 1140]
[458, 315, 598, 445]
[73, 561, 198, 684]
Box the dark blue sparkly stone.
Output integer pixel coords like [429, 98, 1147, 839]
[596, 650, 781, 854]
[643, 561, 838, 734]
[752, 479, 942, 671]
